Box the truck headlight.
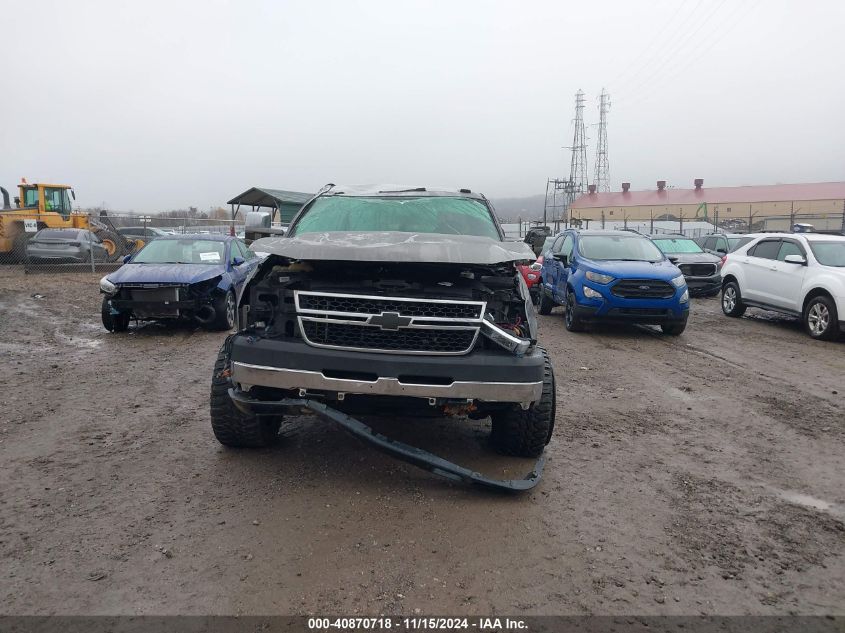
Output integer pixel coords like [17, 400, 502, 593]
[583, 285, 602, 299]
[99, 276, 117, 294]
[586, 271, 615, 284]
[680, 289, 689, 303]
[671, 275, 687, 288]
[481, 318, 531, 356]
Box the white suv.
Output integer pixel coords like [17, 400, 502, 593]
[720, 233, 845, 340]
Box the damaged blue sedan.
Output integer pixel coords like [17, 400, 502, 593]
[99, 235, 260, 332]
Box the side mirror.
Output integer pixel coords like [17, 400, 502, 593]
[783, 254, 806, 265]
[552, 253, 568, 265]
[716, 248, 727, 255]
[232, 256, 245, 267]
[122, 254, 132, 264]
[667, 255, 680, 264]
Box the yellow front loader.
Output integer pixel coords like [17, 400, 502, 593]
[0, 180, 136, 262]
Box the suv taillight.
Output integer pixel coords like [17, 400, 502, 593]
[720, 254, 728, 266]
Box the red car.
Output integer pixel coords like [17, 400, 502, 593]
[519, 256, 543, 304]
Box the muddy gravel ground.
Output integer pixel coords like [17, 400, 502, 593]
[1, 268, 843, 616]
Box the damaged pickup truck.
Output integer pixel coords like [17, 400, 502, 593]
[211, 186, 555, 489]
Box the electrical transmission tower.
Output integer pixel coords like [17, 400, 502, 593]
[569, 90, 589, 194]
[593, 88, 611, 192]
[541, 90, 592, 230]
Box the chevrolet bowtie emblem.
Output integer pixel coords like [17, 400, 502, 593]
[368, 312, 412, 330]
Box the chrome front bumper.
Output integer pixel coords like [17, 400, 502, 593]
[231, 361, 543, 404]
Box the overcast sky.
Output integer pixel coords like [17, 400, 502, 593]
[1, 0, 843, 212]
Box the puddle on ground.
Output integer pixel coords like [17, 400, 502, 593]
[0, 300, 43, 320]
[744, 312, 799, 324]
[0, 341, 55, 355]
[53, 328, 103, 350]
[667, 386, 695, 403]
[767, 486, 844, 519]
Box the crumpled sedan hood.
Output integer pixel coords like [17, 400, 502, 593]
[251, 232, 536, 265]
[108, 263, 224, 285]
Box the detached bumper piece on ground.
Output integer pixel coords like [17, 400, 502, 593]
[227, 388, 546, 492]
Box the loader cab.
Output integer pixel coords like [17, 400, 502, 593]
[18, 183, 73, 219]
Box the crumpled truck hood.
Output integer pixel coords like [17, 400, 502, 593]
[107, 263, 224, 285]
[250, 232, 536, 265]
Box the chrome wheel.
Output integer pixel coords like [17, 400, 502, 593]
[807, 302, 830, 337]
[722, 287, 736, 312]
[225, 292, 236, 328]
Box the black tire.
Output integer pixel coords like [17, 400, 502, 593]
[721, 281, 746, 317]
[101, 297, 130, 332]
[210, 337, 281, 447]
[95, 229, 126, 262]
[490, 347, 555, 457]
[661, 318, 687, 336]
[538, 289, 555, 315]
[209, 289, 236, 331]
[803, 295, 840, 341]
[564, 290, 585, 332]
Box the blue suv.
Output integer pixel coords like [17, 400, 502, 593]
[538, 230, 690, 335]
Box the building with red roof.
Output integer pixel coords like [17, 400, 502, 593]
[569, 179, 845, 231]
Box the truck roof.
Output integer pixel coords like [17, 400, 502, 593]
[321, 184, 485, 200]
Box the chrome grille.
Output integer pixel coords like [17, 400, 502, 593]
[297, 293, 483, 320]
[295, 291, 485, 355]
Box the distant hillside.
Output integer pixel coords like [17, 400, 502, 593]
[489, 194, 547, 221]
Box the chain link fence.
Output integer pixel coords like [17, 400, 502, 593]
[506, 209, 845, 242]
[0, 212, 243, 275]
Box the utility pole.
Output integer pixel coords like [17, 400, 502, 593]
[543, 178, 569, 227]
[569, 90, 589, 195]
[593, 88, 611, 192]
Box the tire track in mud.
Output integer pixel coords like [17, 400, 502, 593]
[3, 270, 845, 615]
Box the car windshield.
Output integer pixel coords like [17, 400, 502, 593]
[291, 196, 500, 240]
[131, 239, 225, 264]
[809, 241, 845, 267]
[651, 238, 703, 254]
[579, 235, 664, 262]
[36, 229, 80, 240]
[728, 237, 753, 251]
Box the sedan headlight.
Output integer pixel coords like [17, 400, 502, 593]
[583, 285, 603, 299]
[680, 289, 689, 303]
[586, 271, 615, 284]
[99, 276, 117, 294]
[671, 275, 687, 288]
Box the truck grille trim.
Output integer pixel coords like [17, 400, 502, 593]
[296, 291, 485, 320]
[294, 291, 485, 355]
